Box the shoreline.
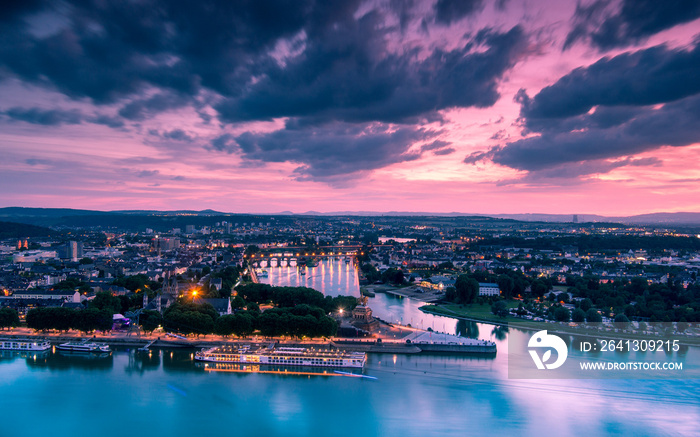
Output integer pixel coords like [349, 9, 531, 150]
[419, 304, 700, 347]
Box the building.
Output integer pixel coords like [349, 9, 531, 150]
[153, 237, 180, 253]
[194, 297, 232, 316]
[478, 283, 500, 296]
[9, 289, 81, 302]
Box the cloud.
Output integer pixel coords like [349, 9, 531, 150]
[216, 24, 527, 124]
[519, 41, 700, 124]
[493, 93, 700, 171]
[161, 129, 194, 142]
[434, 0, 485, 26]
[231, 122, 444, 181]
[3, 106, 127, 129]
[4, 107, 82, 125]
[210, 134, 236, 153]
[481, 38, 700, 175]
[118, 93, 191, 121]
[564, 0, 700, 51]
[420, 140, 455, 155]
[135, 170, 159, 178]
[0, 1, 532, 185]
[494, 157, 662, 185]
[25, 158, 53, 166]
[88, 114, 125, 128]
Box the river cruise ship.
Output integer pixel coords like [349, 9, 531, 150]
[195, 345, 366, 368]
[0, 338, 51, 351]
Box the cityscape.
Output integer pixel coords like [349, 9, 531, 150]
[1, 1, 700, 436]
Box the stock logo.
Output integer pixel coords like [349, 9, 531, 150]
[528, 330, 568, 370]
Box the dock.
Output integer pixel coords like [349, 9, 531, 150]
[332, 331, 496, 355]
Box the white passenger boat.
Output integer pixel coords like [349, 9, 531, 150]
[0, 338, 51, 351]
[56, 340, 110, 353]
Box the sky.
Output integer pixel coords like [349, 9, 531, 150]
[1, 0, 700, 215]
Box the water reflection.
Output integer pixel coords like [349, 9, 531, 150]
[125, 348, 161, 374]
[26, 349, 114, 371]
[456, 320, 480, 339]
[259, 258, 360, 297]
[491, 325, 509, 341]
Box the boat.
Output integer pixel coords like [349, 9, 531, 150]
[299, 270, 306, 276]
[195, 344, 366, 369]
[257, 269, 269, 278]
[56, 340, 110, 353]
[306, 259, 318, 268]
[0, 338, 51, 351]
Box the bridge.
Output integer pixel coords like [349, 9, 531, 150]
[244, 245, 365, 268]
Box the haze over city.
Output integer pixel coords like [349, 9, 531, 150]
[2, 0, 700, 215]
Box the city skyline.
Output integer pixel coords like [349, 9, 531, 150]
[2, 0, 700, 215]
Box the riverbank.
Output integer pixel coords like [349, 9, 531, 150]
[368, 284, 443, 302]
[419, 303, 700, 347]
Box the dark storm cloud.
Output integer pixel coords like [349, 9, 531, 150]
[0, 0, 530, 181]
[480, 38, 700, 175]
[210, 134, 236, 154]
[4, 107, 83, 125]
[232, 123, 442, 180]
[4, 106, 127, 128]
[118, 93, 192, 121]
[492, 93, 700, 171]
[518, 41, 700, 123]
[88, 114, 125, 128]
[564, 0, 700, 51]
[0, 0, 337, 105]
[434, 0, 485, 25]
[494, 157, 662, 186]
[216, 24, 527, 124]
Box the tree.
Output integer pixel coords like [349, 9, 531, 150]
[586, 308, 602, 323]
[455, 275, 479, 304]
[90, 291, 121, 315]
[571, 308, 586, 323]
[614, 314, 630, 329]
[140, 310, 163, 333]
[0, 308, 20, 330]
[531, 280, 548, 299]
[554, 306, 570, 322]
[580, 298, 593, 312]
[491, 300, 508, 318]
[496, 275, 514, 299]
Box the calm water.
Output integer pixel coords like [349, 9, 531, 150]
[259, 258, 360, 297]
[2, 265, 699, 436]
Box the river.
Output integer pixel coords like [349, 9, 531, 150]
[1, 260, 698, 436]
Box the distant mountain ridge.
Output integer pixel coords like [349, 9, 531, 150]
[1, 207, 699, 225]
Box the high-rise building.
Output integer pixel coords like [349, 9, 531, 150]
[63, 241, 83, 261]
[573, 215, 579, 223]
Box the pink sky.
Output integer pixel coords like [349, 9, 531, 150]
[1, 0, 699, 215]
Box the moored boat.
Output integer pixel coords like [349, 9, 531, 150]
[195, 344, 366, 368]
[56, 340, 110, 353]
[0, 338, 51, 351]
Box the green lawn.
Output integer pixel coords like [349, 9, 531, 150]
[419, 301, 522, 325]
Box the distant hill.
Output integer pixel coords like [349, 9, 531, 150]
[0, 221, 60, 239]
[0, 207, 110, 218]
[1, 207, 699, 226]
